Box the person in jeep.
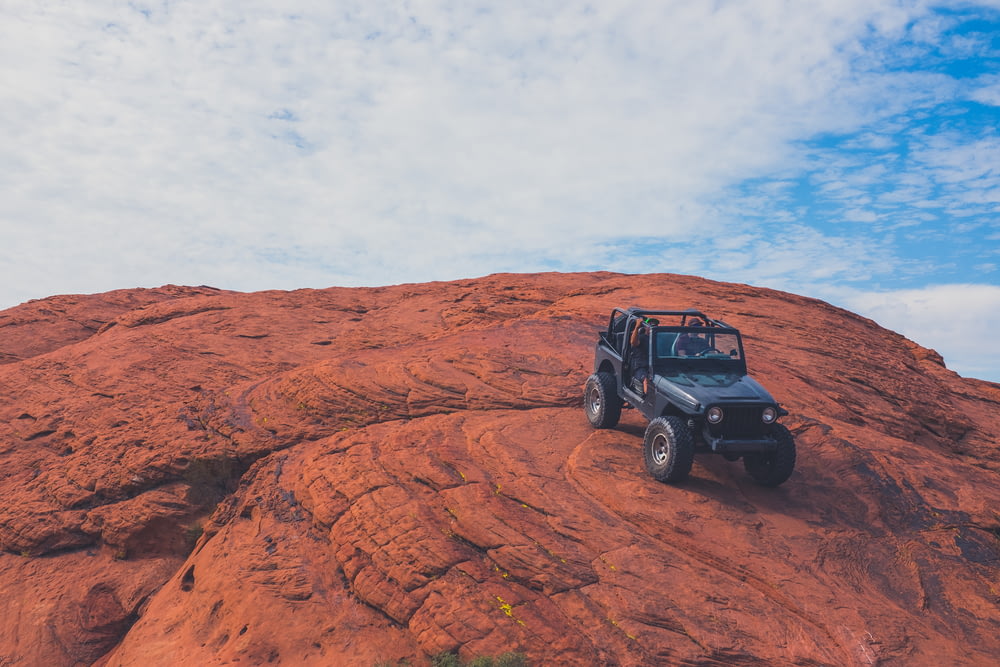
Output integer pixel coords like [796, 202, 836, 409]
[629, 316, 658, 394]
[675, 318, 709, 356]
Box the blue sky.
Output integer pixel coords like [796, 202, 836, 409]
[2, 1, 999, 381]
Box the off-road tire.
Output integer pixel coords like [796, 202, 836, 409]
[584, 372, 622, 429]
[643, 416, 695, 483]
[743, 423, 796, 487]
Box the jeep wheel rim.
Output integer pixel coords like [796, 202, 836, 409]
[651, 433, 669, 465]
[588, 387, 602, 415]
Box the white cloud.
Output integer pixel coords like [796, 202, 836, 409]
[832, 284, 1000, 383]
[1, 1, 959, 303]
[970, 75, 1000, 106]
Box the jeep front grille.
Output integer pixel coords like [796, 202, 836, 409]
[710, 406, 768, 438]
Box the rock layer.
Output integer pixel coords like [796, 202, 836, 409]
[0, 272, 998, 666]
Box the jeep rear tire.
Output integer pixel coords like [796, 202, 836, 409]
[643, 416, 695, 483]
[584, 372, 622, 429]
[743, 423, 796, 487]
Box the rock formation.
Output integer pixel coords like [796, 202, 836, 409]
[0, 272, 997, 666]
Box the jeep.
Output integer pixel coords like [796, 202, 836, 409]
[583, 307, 796, 486]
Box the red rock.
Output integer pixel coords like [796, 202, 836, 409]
[0, 272, 997, 666]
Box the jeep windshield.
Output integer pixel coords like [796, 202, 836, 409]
[652, 327, 744, 363]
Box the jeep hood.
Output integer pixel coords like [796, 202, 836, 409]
[656, 371, 776, 409]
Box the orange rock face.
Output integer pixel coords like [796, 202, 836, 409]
[0, 272, 998, 666]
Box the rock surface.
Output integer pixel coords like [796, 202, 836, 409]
[0, 272, 998, 666]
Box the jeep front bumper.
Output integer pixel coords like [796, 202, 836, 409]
[704, 433, 777, 454]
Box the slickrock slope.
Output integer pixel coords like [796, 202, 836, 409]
[0, 272, 998, 666]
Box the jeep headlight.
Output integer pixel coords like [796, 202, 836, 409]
[707, 406, 724, 424]
[762, 407, 777, 424]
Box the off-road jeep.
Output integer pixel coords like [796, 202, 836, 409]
[583, 307, 796, 486]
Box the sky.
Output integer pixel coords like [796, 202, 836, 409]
[1, 1, 999, 381]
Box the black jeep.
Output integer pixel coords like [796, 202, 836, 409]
[583, 307, 796, 486]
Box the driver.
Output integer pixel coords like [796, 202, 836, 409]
[629, 317, 658, 394]
[675, 318, 709, 356]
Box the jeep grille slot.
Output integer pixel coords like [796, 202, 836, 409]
[710, 406, 768, 438]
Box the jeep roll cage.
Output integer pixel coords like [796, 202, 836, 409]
[605, 307, 732, 334]
[603, 307, 747, 377]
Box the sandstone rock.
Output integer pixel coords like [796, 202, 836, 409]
[0, 272, 997, 665]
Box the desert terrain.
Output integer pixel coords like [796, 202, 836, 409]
[0, 272, 997, 666]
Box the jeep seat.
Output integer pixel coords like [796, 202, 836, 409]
[655, 332, 677, 358]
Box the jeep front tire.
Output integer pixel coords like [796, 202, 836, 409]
[643, 416, 695, 482]
[743, 423, 796, 487]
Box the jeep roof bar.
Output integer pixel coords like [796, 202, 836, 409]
[617, 307, 730, 328]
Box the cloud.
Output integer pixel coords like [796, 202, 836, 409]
[0, 3, 943, 288]
[970, 76, 1000, 106]
[833, 283, 1000, 383]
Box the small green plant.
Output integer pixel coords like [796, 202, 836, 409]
[488, 653, 529, 667]
[184, 522, 204, 547]
[431, 651, 528, 667]
[376, 651, 527, 667]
